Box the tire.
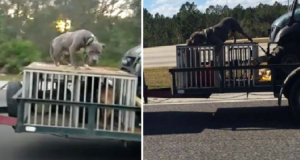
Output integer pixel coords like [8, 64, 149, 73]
[6, 81, 22, 117]
[288, 78, 300, 119]
[279, 53, 300, 75]
[272, 50, 300, 81]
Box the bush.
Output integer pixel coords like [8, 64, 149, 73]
[0, 39, 42, 73]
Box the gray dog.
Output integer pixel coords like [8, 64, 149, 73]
[187, 17, 253, 53]
[50, 29, 105, 69]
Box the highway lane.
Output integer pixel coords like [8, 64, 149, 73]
[143, 100, 300, 160]
[0, 91, 141, 160]
[143, 43, 269, 68]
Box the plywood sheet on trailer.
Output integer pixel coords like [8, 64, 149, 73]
[23, 62, 135, 77]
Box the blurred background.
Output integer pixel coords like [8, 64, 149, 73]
[0, 0, 141, 74]
[143, 1, 291, 47]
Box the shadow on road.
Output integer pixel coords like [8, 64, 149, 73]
[144, 106, 300, 136]
[0, 135, 141, 160]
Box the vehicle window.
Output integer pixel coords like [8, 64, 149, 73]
[272, 8, 300, 28]
[273, 12, 290, 28]
[294, 8, 300, 21]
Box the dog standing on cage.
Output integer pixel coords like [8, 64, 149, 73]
[186, 17, 253, 62]
[186, 17, 253, 86]
[186, 17, 253, 50]
[50, 29, 105, 69]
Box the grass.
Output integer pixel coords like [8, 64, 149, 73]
[144, 66, 174, 89]
[144, 63, 271, 89]
[98, 59, 121, 68]
[0, 74, 22, 81]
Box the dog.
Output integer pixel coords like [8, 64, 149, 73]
[186, 17, 253, 86]
[187, 17, 253, 53]
[50, 29, 105, 69]
[99, 82, 119, 126]
[78, 77, 119, 129]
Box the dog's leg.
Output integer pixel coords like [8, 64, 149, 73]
[84, 64, 91, 70]
[82, 53, 91, 70]
[238, 29, 253, 42]
[52, 48, 62, 67]
[100, 86, 115, 129]
[69, 44, 80, 69]
[51, 56, 60, 67]
[232, 31, 237, 43]
[60, 51, 71, 66]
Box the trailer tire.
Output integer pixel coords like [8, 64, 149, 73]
[288, 78, 300, 120]
[6, 81, 22, 117]
[272, 44, 300, 77]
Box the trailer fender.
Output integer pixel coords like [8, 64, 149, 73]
[278, 66, 300, 107]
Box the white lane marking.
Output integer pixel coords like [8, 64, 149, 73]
[144, 98, 287, 106]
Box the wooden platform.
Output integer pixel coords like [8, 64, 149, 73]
[23, 62, 135, 78]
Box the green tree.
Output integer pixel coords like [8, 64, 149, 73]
[0, 0, 141, 73]
[143, 1, 289, 47]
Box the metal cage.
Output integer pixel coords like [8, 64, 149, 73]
[175, 43, 259, 90]
[15, 63, 140, 141]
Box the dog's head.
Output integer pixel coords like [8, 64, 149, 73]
[186, 31, 207, 46]
[85, 42, 105, 65]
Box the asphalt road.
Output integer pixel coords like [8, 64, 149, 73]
[143, 100, 300, 160]
[0, 91, 141, 160]
[144, 43, 269, 68]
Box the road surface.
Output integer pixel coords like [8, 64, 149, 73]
[144, 43, 269, 68]
[144, 100, 300, 160]
[0, 91, 141, 160]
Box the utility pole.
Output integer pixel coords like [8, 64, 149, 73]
[288, 0, 290, 12]
[226, 0, 228, 17]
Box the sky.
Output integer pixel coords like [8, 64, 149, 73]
[144, 0, 290, 17]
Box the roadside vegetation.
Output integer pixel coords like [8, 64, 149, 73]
[0, 0, 141, 78]
[144, 1, 290, 48]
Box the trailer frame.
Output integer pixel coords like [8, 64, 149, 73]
[0, 62, 141, 142]
[144, 42, 300, 109]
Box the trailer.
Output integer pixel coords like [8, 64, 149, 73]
[0, 62, 141, 143]
[143, 41, 300, 118]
